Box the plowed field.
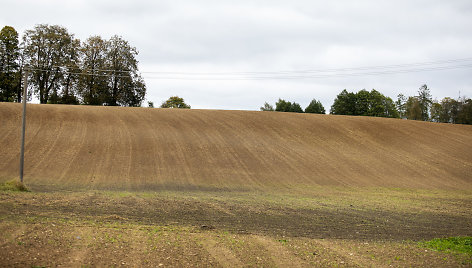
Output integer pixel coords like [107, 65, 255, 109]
[1, 102, 472, 267]
[0, 102, 471, 190]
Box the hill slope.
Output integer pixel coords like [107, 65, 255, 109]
[0, 102, 471, 190]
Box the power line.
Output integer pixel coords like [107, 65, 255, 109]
[1, 64, 137, 75]
[2, 57, 472, 80]
[142, 63, 472, 80]
[28, 67, 136, 79]
[0, 66, 135, 79]
[140, 57, 472, 75]
[6, 57, 472, 75]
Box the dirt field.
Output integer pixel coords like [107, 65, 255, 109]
[1, 188, 471, 267]
[1, 103, 472, 267]
[1, 102, 471, 190]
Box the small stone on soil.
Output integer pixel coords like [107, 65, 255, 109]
[200, 225, 214, 230]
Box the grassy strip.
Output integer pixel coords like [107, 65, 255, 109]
[420, 237, 472, 255]
[0, 180, 29, 192]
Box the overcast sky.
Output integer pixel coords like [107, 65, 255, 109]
[2, 0, 472, 111]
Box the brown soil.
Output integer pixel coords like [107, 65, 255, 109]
[0, 102, 471, 191]
[1, 103, 472, 267]
[1, 189, 471, 267]
[1, 190, 471, 241]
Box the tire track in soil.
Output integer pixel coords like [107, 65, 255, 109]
[139, 110, 161, 185]
[0, 223, 27, 248]
[126, 230, 145, 267]
[0, 105, 20, 171]
[315, 239, 388, 268]
[27, 107, 64, 178]
[0, 104, 42, 179]
[252, 235, 309, 268]
[170, 112, 195, 186]
[56, 109, 88, 186]
[118, 112, 134, 190]
[200, 236, 243, 267]
[59, 227, 93, 267]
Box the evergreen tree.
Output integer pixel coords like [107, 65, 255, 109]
[417, 84, 432, 121]
[0, 26, 20, 102]
[396, 94, 407, 119]
[290, 102, 304, 113]
[305, 99, 325, 114]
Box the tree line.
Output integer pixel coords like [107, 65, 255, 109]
[260, 99, 325, 114]
[397, 85, 472, 124]
[148, 96, 191, 109]
[2, 24, 470, 124]
[261, 85, 472, 125]
[0, 25, 146, 106]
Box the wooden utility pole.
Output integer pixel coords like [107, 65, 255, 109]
[19, 69, 28, 183]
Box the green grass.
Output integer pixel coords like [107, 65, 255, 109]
[420, 237, 472, 255]
[0, 180, 29, 192]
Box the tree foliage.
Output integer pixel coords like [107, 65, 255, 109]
[403, 84, 433, 121]
[439, 97, 459, 123]
[405, 96, 422, 120]
[430, 97, 472, 124]
[0, 26, 21, 102]
[160, 96, 191, 108]
[291, 102, 304, 113]
[330, 90, 356, 115]
[79, 36, 109, 105]
[105, 35, 146, 107]
[0, 24, 146, 106]
[460, 99, 472, 124]
[275, 99, 303, 113]
[417, 84, 433, 121]
[396, 94, 407, 119]
[305, 99, 325, 114]
[23, 24, 77, 104]
[330, 89, 398, 118]
[430, 101, 442, 123]
[260, 102, 274, 111]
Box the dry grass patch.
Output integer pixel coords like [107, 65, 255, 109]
[0, 180, 29, 192]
